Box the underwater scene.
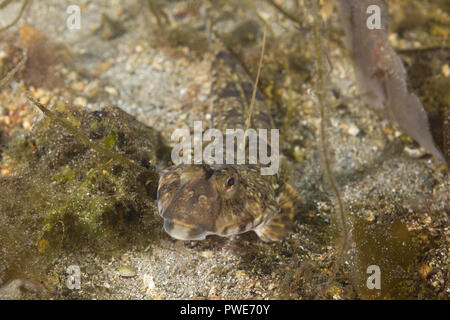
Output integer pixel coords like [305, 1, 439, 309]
[0, 0, 448, 300]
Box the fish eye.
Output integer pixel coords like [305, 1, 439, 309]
[225, 176, 236, 192]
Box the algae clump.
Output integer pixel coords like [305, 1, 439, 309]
[0, 102, 166, 285]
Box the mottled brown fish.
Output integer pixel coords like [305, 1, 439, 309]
[157, 35, 300, 241]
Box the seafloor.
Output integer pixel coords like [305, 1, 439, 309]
[0, 0, 448, 299]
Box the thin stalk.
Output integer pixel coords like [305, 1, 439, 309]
[245, 26, 267, 131]
[0, 48, 27, 91]
[312, 3, 349, 267]
[0, 0, 29, 33]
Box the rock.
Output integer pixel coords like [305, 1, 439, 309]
[442, 64, 449, 77]
[118, 265, 137, 278]
[347, 124, 360, 136]
[404, 146, 425, 158]
[0, 279, 39, 300]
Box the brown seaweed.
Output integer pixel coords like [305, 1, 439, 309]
[337, 0, 446, 165]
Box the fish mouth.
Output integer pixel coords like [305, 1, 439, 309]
[163, 219, 209, 241]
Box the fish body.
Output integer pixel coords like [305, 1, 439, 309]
[157, 37, 300, 241]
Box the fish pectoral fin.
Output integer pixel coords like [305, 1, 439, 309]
[254, 183, 301, 242]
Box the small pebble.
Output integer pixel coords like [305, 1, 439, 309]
[364, 210, 376, 222]
[71, 81, 86, 91]
[199, 250, 213, 259]
[73, 97, 88, 108]
[104, 86, 119, 96]
[118, 265, 137, 278]
[1, 168, 13, 175]
[98, 61, 113, 72]
[441, 64, 449, 77]
[347, 124, 360, 136]
[2, 116, 11, 125]
[39, 96, 50, 105]
[67, 71, 78, 81]
[340, 123, 360, 136]
[22, 119, 32, 130]
[33, 88, 46, 99]
[404, 146, 425, 158]
[293, 146, 306, 162]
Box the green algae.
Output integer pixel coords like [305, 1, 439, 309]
[102, 130, 118, 150]
[0, 102, 167, 285]
[351, 216, 440, 299]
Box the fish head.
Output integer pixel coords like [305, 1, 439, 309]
[157, 164, 279, 240]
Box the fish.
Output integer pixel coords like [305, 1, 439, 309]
[157, 33, 300, 242]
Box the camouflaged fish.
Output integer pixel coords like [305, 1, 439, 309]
[157, 35, 301, 242]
